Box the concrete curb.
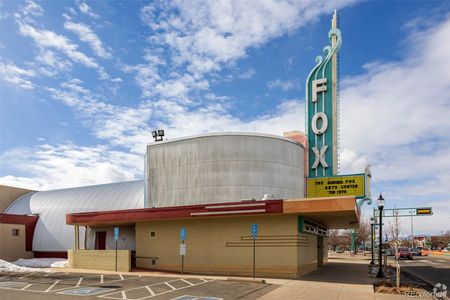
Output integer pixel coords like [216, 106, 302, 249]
[226, 277, 267, 284]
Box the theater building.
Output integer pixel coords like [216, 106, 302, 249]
[0, 12, 366, 278]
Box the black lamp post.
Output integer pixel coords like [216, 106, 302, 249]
[376, 193, 385, 278]
[370, 217, 375, 265]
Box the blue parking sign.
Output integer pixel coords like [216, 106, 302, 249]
[114, 227, 119, 241]
[180, 227, 186, 241]
[251, 224, 258, 238]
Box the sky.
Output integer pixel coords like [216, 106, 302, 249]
[0, 0, 449, 236]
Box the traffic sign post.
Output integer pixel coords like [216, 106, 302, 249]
[373, 207, 433, 250]
[251, 224, 258, 279]
[373, 207, 433, 218]
[114, 227, 119, 272]
[180, 227, 186, 274]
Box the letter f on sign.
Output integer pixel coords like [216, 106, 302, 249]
[312, 145, 328, 169]
[312, 78, 327, 102]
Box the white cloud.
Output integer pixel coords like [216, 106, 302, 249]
[132, 1, 356, 102]
[34, 49, 73, 76]
[22, 1, 44, 16]
[153, 98, 305, 139]
[140, 1, 355, 77]
[16, 19, 110, 80]
[238, 69, 256, 79]
[267, 78, 298, 91]
[46, 80, 153, 154]
[0, 144, 142, 190]
[17, 21, 99, 69]
[339, 15, 450, 184]
[339, 15, 450, 233]
[76, 1, 100, 19]
[0, 61, 35, 89]
[64, 21, 112, 59]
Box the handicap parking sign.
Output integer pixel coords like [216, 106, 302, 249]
[114, 227, 119, 241]
[251, 224, 258, 238]
[180, 227, 187, 241]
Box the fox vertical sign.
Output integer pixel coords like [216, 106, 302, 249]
[306, 11, 341, 178]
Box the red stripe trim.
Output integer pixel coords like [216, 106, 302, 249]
[34, 251, 68, 259]
[0, 213, 38, 252]
[66, 200, 283, 226]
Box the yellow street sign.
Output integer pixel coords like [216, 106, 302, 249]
[307, 174, 365, 198]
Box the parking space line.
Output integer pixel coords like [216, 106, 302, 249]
[45, 280, 61, 292]
[145, 286, 156, 296]
[99, 278, 214, 300]
[76, 277, 84, 287]
[138, 280, 214, 300]
[101, 275, 104, 283]
[18, 272, 36, 280]
[21, 283, 33, 290]
[181, 279, 194, 286]
[165, 282, 177, 290]
[51, 274, 140, 293]
[121, 291, 126, 299]
[119, 274, 124, 280]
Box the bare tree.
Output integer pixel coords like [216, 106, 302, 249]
[357, 217, 371, 255]
[328, 229, 340, 251]
[387, 210, 401, 249]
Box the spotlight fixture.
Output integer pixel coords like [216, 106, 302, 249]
[152, 129, 165, 142]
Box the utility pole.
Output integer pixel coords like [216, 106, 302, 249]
[410, 210, 414, 248]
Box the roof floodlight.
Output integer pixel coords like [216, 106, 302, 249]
[152, 129, 165, 142]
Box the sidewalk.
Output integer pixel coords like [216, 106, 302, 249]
[259, 253, 409, 299]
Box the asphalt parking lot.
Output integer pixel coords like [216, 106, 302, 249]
[0, 271, 277, 300]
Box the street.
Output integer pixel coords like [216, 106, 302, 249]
[388, 254, 450, 288]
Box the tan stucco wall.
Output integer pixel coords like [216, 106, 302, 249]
[68, 250, 131, 272]
[0, 185, 35, 213]
[136, 215, 319, 278]
[0, 223, 33, 261]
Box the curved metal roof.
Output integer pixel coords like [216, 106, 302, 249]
[147, 132, 305, 148]
[5, 180, 144, 252]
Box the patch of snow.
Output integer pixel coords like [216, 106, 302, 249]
[50, 260, 68, 268]
[0, 259, 43, 273]
[13, 258, 67, 268]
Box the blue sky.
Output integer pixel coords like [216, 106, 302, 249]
[1, 1, 449, 235]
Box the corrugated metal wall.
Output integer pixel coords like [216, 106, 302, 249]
[147, 133, 305, 207]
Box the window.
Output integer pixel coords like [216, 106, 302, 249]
[150, 230, 157, 239]
[12, 229, 20, 236]
[150, 257, 158, 267]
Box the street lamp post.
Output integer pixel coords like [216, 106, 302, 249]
[370, 217, 375, 265]
[376, 193, 385, 278]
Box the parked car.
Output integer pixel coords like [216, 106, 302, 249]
[335, 247, 345, 253]
[395, 247, 413, 260]
[410, 247, 423, 256]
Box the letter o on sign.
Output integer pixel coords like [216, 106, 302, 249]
[311, 112, 328, 135]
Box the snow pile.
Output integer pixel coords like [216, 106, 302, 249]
[13, 258, 67, 268]
[0, 259, 42, 273]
